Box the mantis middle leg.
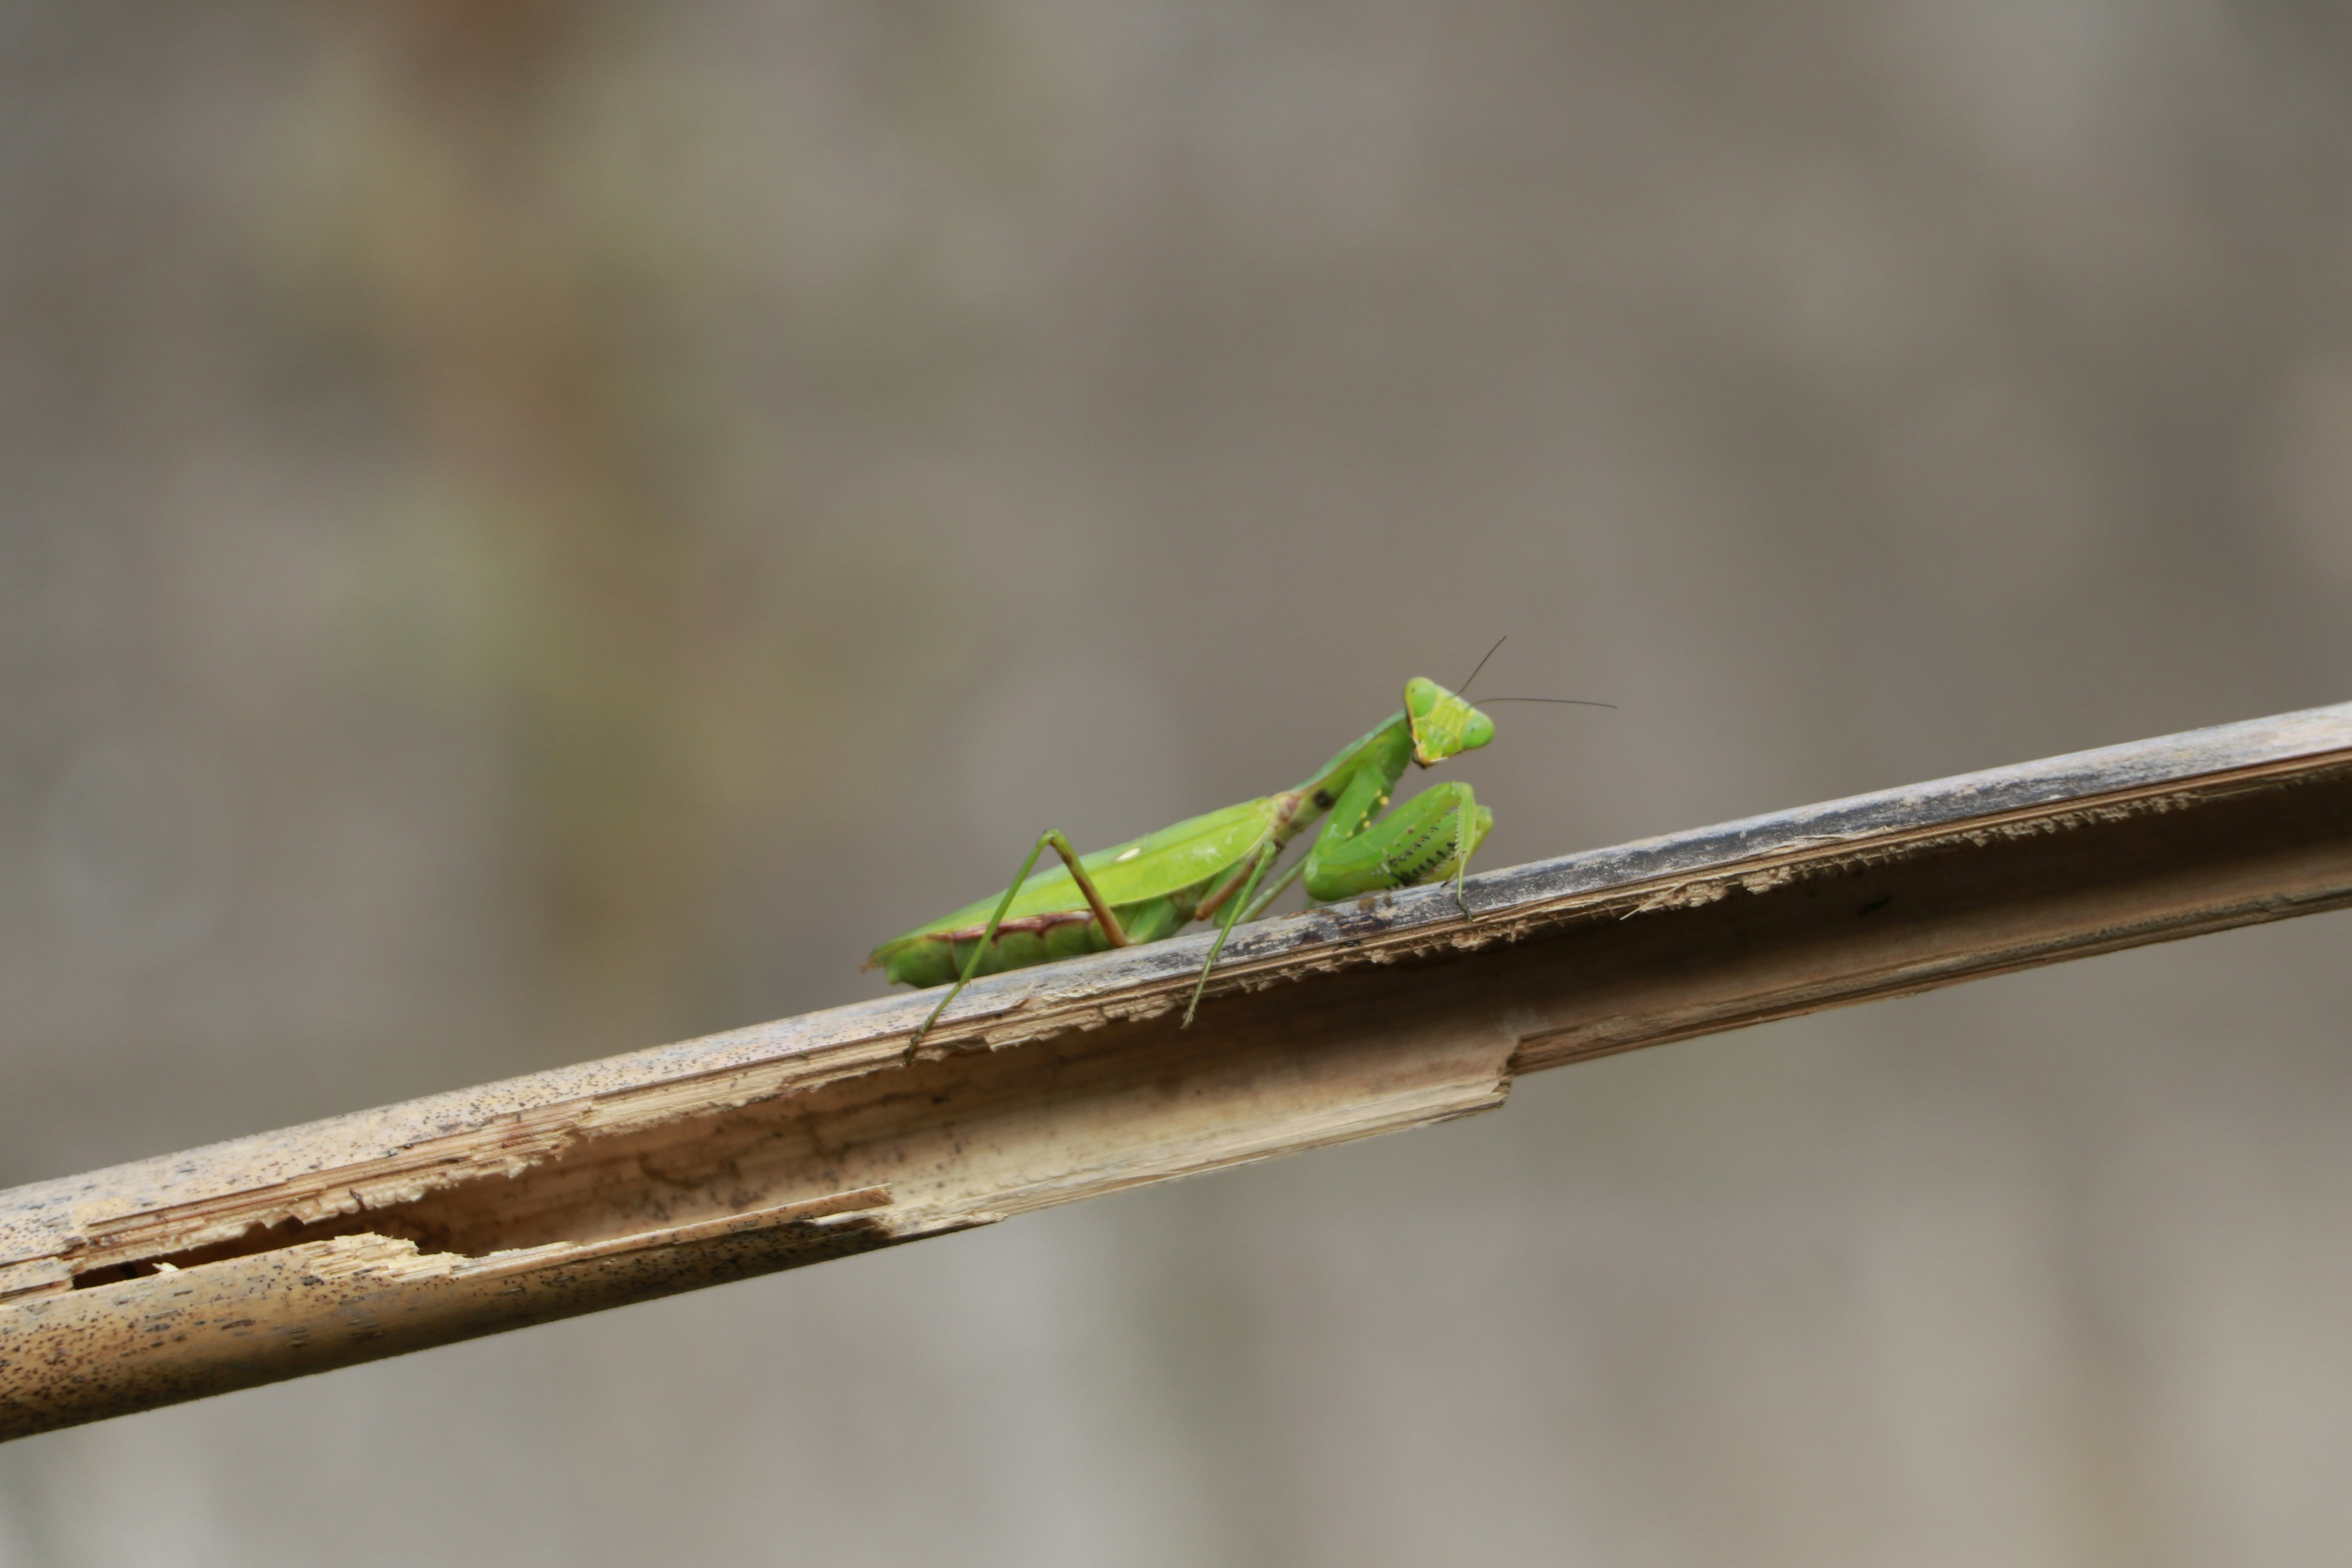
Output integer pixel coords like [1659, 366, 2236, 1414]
[1182, 839, 1280, 1027]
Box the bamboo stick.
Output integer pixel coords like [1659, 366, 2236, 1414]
[7, 702, 2352, 1440]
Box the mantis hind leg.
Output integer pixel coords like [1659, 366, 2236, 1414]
[912, 829, 1129, 1045]
[1302, 782, 1494, 914]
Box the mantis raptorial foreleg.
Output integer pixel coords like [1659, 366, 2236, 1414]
[917, 829, 1129, 1041]
[1303, 780, 1488, 916]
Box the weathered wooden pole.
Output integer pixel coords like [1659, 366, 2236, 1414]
[7, 703, 2352, 1441]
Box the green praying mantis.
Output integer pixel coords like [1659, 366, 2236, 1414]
[870, 646, 1608, 1042]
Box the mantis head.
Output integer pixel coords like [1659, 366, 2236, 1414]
[1404, 676, 1496, 766]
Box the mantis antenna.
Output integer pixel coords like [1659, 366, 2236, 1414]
[1455, 638, 1616, 709]
[1457, 635, 1509, 696]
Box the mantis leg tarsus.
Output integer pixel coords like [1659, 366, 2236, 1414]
[1453, 826, 1476, 918]
[912, 829, 1126, 1046]
[1449, 788, 1485, 918]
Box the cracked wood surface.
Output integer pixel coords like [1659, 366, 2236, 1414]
[6, 701, 2352, 1440]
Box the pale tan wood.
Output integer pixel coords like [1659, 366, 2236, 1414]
[7, 702, 2352, 1440]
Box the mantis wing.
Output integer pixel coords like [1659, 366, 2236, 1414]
[884, 796, 1286, 943]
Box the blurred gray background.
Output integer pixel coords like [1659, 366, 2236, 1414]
[4, 0, 2352, 1562]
